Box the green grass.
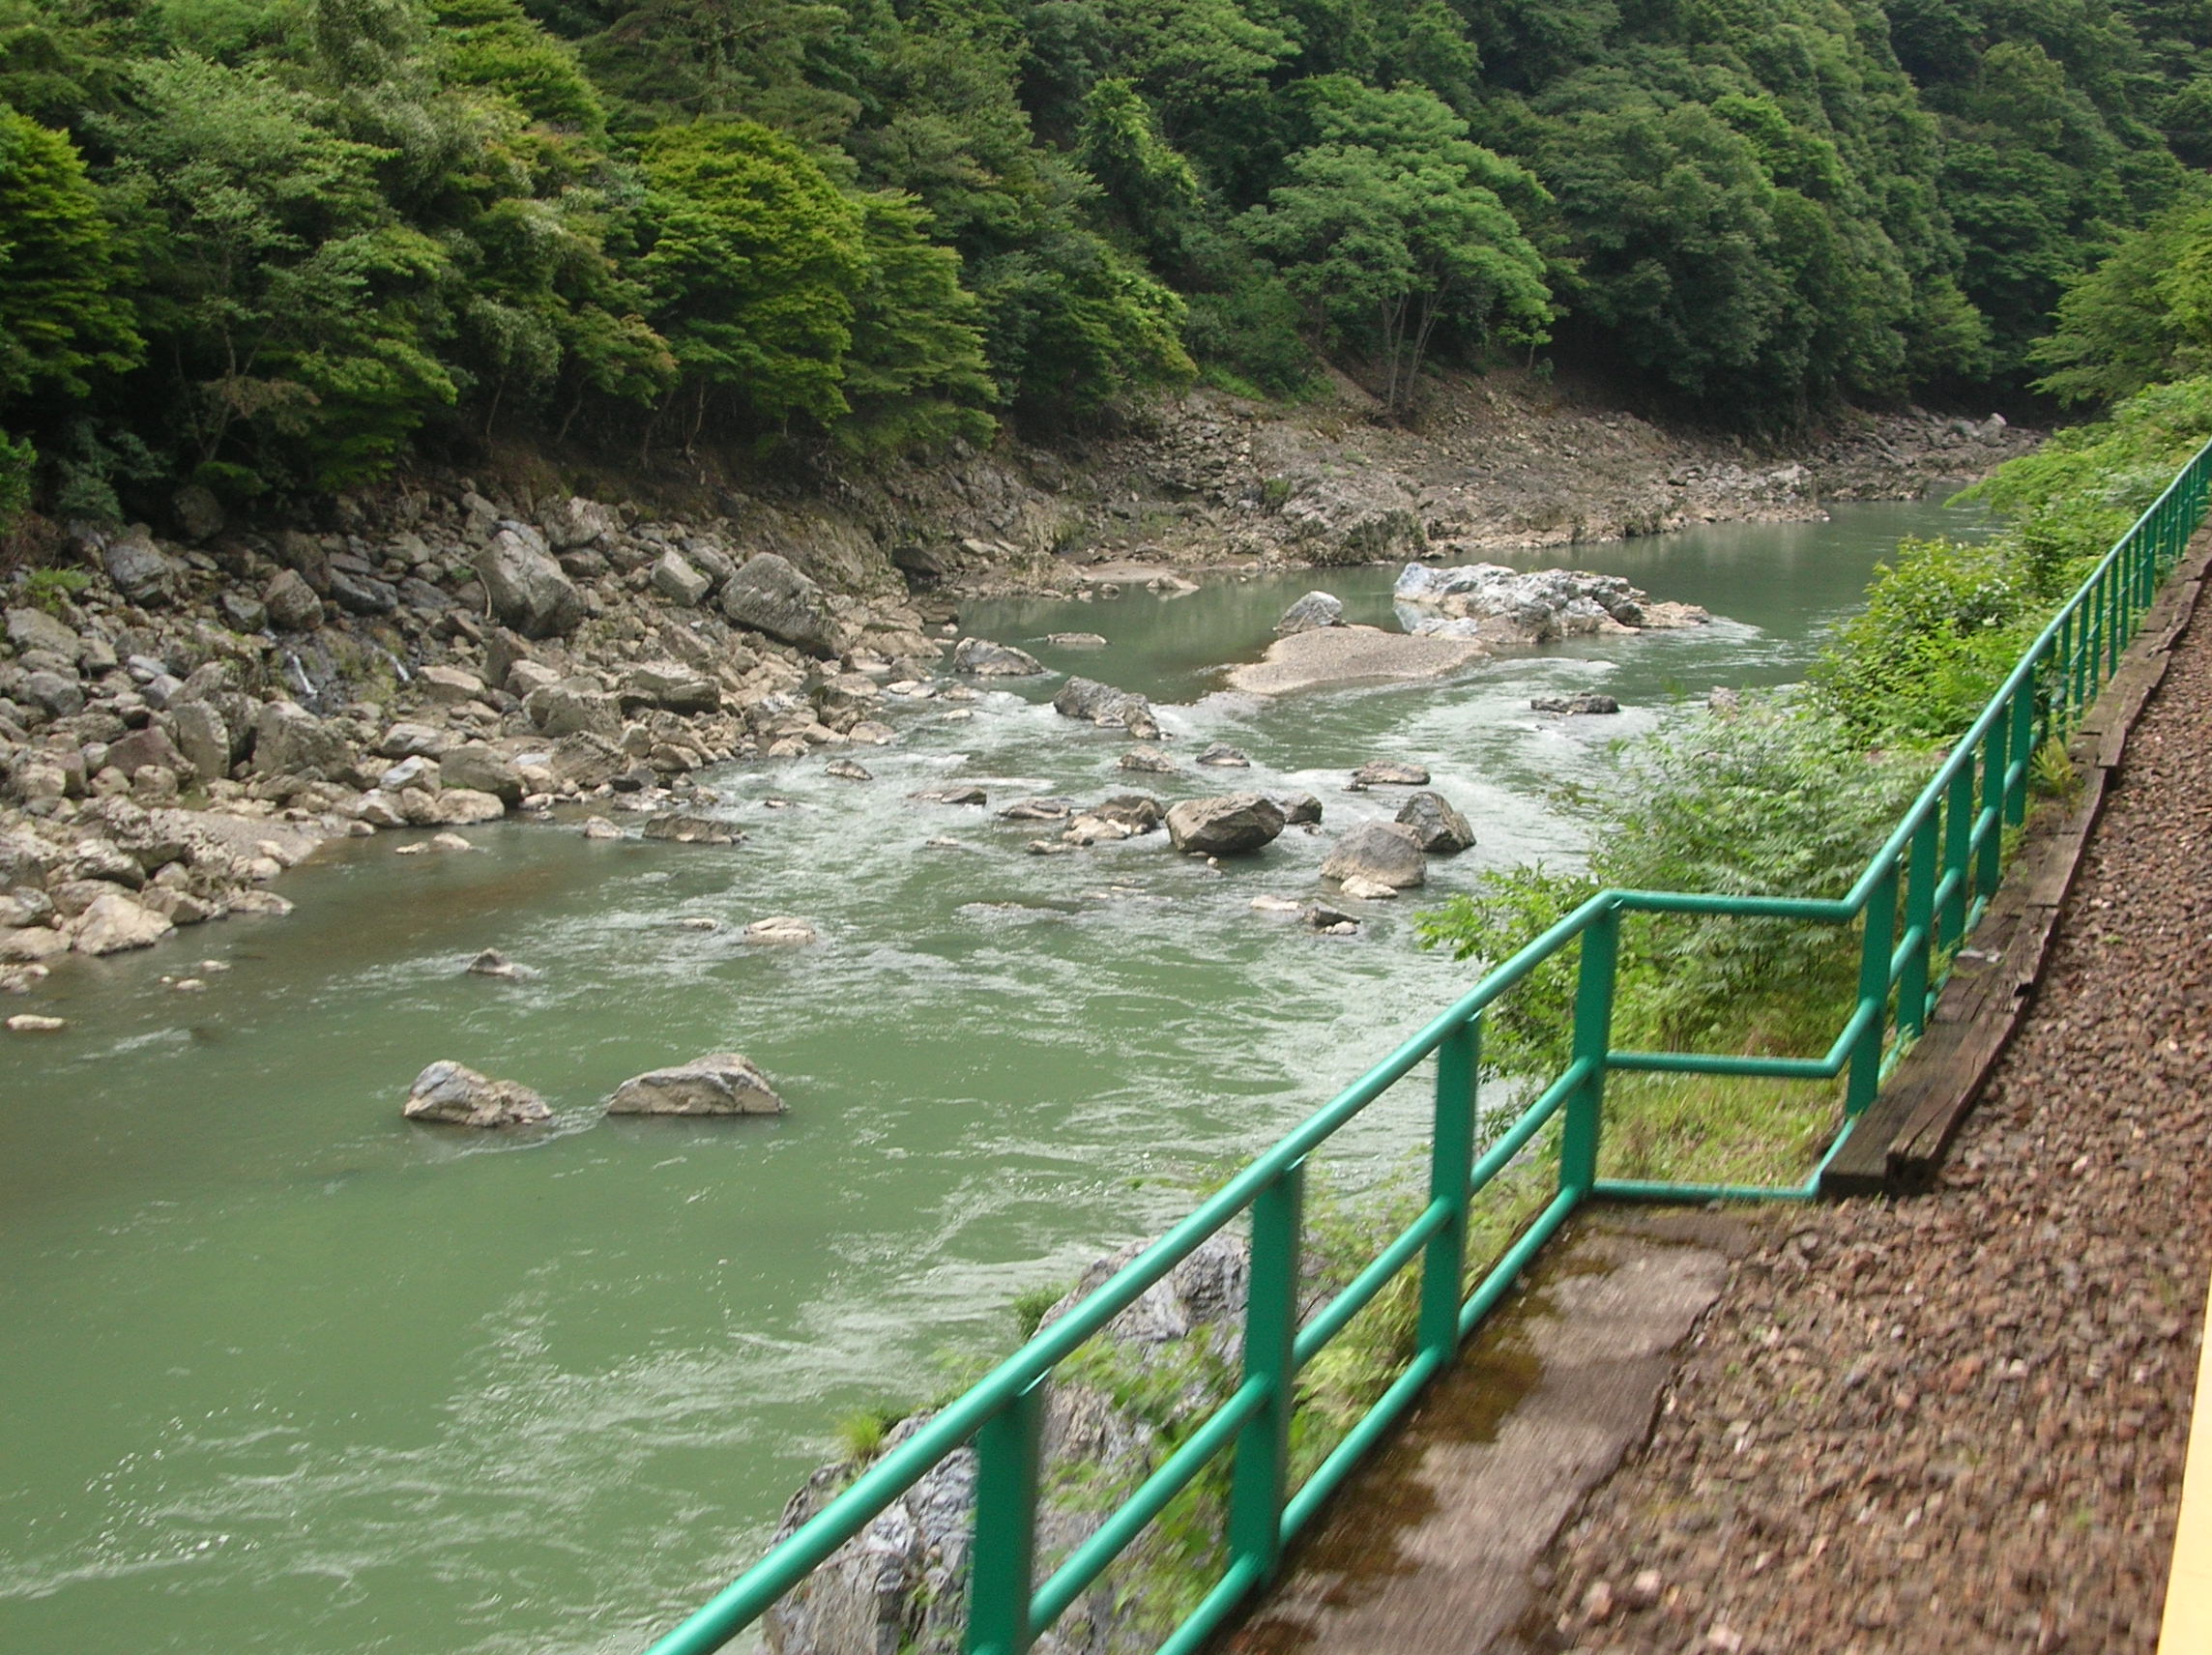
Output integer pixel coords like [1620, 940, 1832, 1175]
[1597, 1071, 1843, 1188]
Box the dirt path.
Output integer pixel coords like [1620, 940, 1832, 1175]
[1512, 586, 2212, 1654]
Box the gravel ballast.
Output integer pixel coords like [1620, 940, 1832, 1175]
[1522, 606, 2212, 1654]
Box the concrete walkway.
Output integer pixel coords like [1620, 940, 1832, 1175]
[1227, 1212, 1746, 1655]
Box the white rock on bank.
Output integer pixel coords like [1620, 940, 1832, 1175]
[68, 891, 174, 955]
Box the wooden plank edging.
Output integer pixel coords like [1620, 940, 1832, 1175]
[1820, 530, 2212, 1196]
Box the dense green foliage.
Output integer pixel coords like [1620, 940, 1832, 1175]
[1421, 341, 2212, 1086]
[1414, 701, 1929, 1076]
[2, 0, 2209, 508]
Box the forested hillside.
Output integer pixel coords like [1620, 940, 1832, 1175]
[1, 0, 2207, 527]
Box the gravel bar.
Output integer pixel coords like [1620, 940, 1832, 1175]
[1520, 605, 2212, 1653]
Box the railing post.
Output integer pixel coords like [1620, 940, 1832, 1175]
[1900, 813, 1937, 1038]
[1976, 716, 2006, 900]
[2073, 591, 2093, 720]
[2106, 565, 2123, 679]
[966, 1378, 1046, 1655]
[2005, 677, 2035, 827]
[1846, 862, 1898, 1117]
[1418, 1019, 1478, 1364]
[1559, 905, 1617, 1198]
[2090, 573, 2108, 690]
[1937, 765, 1972, 958]
[1228, 1158, 1304, 1584]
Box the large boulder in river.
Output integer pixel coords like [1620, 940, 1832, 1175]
[719, 553, 842, 656]
[1276, 591, 1345, 635]
[1395, 791, 1474, 854]
[1053, 677, 1158, 738]
[429, 788, 507, 826]
[403, 1060, 552, 1126]
[952, 637, 1045, 676]
[1166, 793, 1286, 856]
[641, 812, 742, 845]
[1321, 821, 1427, 888]
[1530, 692, 1620, 715]
[1226, 624, 1488, 697]
[479, 526, 585, 638]
[606, 1052, 785, 1116]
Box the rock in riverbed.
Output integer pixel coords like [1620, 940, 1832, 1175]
[403, 1060, 552, 1126]
[1395, 792, 1474, 853]
[1531, 692, 1621, 714]
[952, 637, 1045, 676]
[1353, 761, 1430, 787]
[1276, 591, 1346, 634]
[1393, 563, 1708, 643]
[1053, 677, 1159, 738]
[606, 1053, 785, 1116]
[742, 916, 819, 945]
[641, 813, 742, 845]
[999, 797, 1075, 822]
[1227, 624, 1487, 695]
[1337, 876, 1398, 900]
[1166, 794, 1286, 856]
[1322, 821, 1427, 888]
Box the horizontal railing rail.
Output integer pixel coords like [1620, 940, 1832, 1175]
[641, 436, 2212, 1655]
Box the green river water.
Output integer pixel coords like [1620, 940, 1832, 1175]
[0, 501, 1980, 1655]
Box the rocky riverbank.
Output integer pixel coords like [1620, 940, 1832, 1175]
[0, 479, 952, 1001]
[0, 370, 2034, 1011]
[903, 370, 2042, 598]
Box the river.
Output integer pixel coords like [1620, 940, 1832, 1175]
[0, 501, 1980, 1655]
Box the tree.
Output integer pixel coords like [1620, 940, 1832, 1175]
[1242, 79, 1551, 413]
[636, 118, 865, 442]
[431, 0, 605, 131]
[2032, 198, 2212, 403]
[106, 53, 455, 488]
[839, 189, 997, 451]
[973, 227, 1192, 421]
[0, 102, 138, 408]
[1076, 76, 1199, 266]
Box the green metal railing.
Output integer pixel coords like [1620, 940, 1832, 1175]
[641, 437, 2212, 1655]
